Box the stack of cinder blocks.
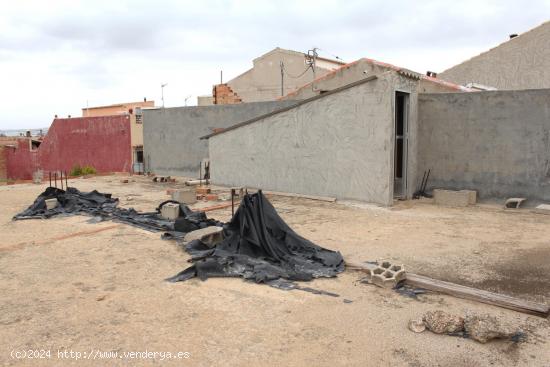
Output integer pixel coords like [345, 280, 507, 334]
[433, 189, 477, 207]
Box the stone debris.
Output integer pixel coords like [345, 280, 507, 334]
[423, 310, 464, 334]
[409, 310, 525, 344]
[408, 318, 426, 333]
[464, 314, 520, 344]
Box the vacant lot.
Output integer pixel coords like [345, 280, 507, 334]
[1, 176, 548, 366]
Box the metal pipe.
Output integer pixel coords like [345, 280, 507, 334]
[231, 188, 235, 217]
[60, 171, 63, 190]
[49, 172, 52, 187]
[199, 162, 202, 187]
[65, 171, 68, 189]
[54, 172, 57, 188]
[423, 169, 431, 193]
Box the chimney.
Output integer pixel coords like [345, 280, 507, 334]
[509, 34, 518, 39]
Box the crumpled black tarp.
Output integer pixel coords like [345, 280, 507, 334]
[13, 187, 221, 234]
[13, 186, 119, 219]
[167, 191, 345, 283]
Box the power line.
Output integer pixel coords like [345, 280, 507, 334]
[282, 63, 312, 79]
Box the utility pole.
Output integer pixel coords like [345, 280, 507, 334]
[161, 83, 168, 108]
[306, 47, 319, 91]
[280, 61, 284, 97]
[220, 70, 223, 84]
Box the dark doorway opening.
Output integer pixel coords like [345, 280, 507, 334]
[394, 92, 409, 198]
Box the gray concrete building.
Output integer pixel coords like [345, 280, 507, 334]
[204, 70, 431, 206]
[142, 101, 295, 177]
[203, 62, 550, 205]
[439, 21, 550, 90]
[197, 48, 344, 105]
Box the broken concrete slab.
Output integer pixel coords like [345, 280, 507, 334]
[183, 226, 224, 248]
[160, 202, 180, 220]
[172, 189, 197, 204]
[533, 204, 550, 215]
[433, 189, 471, 207]
[504, 197, 526, 209]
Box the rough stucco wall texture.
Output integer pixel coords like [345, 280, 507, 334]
[417, 89, 550, 200]
[142, 101, 295, 178]
[439, 21, 550, 89]
[209, 79, 395, 205]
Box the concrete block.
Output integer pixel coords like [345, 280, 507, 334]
[534, 204, 550, 215]
[460, 190, 477, 205]
[45, 198, 58, 210]
[363, 261, 406, 289]
[504, 197, 526, 209]
[433, 189, 470, 207]
[160, 202, 180, 220]
[172, 189, 197, 204]
[184, 226, 224, 248]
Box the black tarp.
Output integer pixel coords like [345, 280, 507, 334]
[13, 187, 220, 233]
[167, 191, 345, 283]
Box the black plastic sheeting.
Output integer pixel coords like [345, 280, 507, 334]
[13, 187, 221, 233]
[167, 191, 345, 284]
[13, 187, 118, 219]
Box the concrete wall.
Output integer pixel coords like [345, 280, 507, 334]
[439, 21, 550, 90]
[417, 89, 550, 200]
[143, 101, 295, 177]
[209, 73, 419, 205]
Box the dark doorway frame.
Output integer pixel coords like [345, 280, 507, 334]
[393, 91, 409, 198]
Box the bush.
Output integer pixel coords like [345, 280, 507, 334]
[81, 165, 96, 175]
[70, 164, 96, 176]
[70, 164, 82, 177]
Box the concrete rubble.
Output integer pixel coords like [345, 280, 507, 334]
[409, 310, 525, 344]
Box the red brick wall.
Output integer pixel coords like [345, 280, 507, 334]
[213, 84, 242, 105]
[0, 146, 7, 181]
[6, 115, 132, 180]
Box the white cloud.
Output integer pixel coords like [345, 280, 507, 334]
[0, 0, 548, 128]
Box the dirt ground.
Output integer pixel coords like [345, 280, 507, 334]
[1, 175, 549, 366]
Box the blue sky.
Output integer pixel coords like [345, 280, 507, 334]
[0, 0, 548, 129]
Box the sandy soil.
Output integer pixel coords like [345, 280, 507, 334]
[0, 175, 548, 366]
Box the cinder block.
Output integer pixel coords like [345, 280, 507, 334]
[45, 198, 58, 210]
[184, 226, 224, 248]
[160, 202, 180, 220]
[363, 261, 406, 289]
[172, 189, 197, 204]
[460, 190, 477, 205]
[433, 189, 470, 207]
